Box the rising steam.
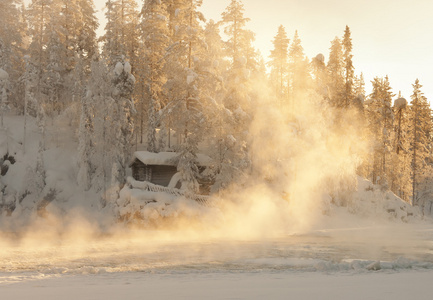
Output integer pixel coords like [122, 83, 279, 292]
[0, 80, 394, 276]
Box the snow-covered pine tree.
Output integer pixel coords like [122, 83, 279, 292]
[365, 76, 394, 186]
[26, 77, 48, 197]
[410, 79, 432, 208]
[220, 0, 254, 110]
[42, 21, 66, 120]
[71, 54, 85, 108]
[59, 0, 98, 67]
[109, 59, 135, 199]
[353, 73, 365, 98]
[0, 0, 26, 111]
[76, 0, 99, 67]
[14, 1, 30, 112]
[140, 0, 169, 152]
[214, 0, 256, 191]
[220, 0, 257, 71]
[77, 59, 95, 191]
[27, 0, 63, 121]
[80, 57, 134, 200]
[201, 20, 229, 187]
[202, 20, 228, 118]
[27, 0, 57, 69]
[380, 76, 395, 186]
[203, 20, 227, 104]
[165, 0, 182, 37]
[21, 100, 46, 200]
[163, 0, 190, 127]
[268, 25, 289, 105]
[60, 0, 98, 102]
[327, 37, 344, 107]
[122, 0, 141, 71]
[351, 72, 366, 114]
[310, 53, 327, 98]
[24, 142, 46, 198]
[79, 56, 132, 200]
[83, 57, 112, 193]
[165, 0, 201, 192]
[101, 0, 140, 68]
[60, 0, 80, 71]
[0, 68, 9, 128]
[342, 25, 355, 108]
[288, 30, 310, 109]
[132, 40, 147, 145]
[35, 138, 46, 193]
[26, 0, 98, 117]
[101, 0, 121, 66]
[22, 55, 39, 153]
[390, 96, 411, 202]
[162, 0, 221, 193]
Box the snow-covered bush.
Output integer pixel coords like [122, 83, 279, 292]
[347, 177, 419, 222]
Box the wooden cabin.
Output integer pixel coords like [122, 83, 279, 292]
[129, 151, 213, 194]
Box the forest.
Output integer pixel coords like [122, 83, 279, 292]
[0, 0, 432, 219]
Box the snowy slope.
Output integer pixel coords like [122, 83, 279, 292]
[0, 115, 105, 229]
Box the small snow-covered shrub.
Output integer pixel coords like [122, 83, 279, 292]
[348, 177, 419, 222]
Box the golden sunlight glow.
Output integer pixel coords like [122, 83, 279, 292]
[6, 0, 432, 284]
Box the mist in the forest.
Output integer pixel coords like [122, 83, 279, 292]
[212, 84, 369, 237]
[2, 81, 369, 239]
[0, 86, 422, 273]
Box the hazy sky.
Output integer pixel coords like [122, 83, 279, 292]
[33, 0, 432, 102]
[200, 0, 433, 102]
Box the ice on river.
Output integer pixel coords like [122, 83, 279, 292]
[1, 222, 433, 299]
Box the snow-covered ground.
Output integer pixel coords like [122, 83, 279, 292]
[2, 270, 433, 300]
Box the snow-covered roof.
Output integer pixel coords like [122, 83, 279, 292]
[132, 151, 213, 167]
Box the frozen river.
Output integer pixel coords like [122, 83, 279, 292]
[1, 223, 433, 279]
[1, 222, 433, 299]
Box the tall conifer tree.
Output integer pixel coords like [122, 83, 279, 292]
[141, 0, 169, 152]
[342, 25, 354, 107]
[268, 25, 289, 104]
[288, 30, 309, 107]
[410, 79, 432, 208]
[365, 76, 394, 185]
[327, 37, 344, 107]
